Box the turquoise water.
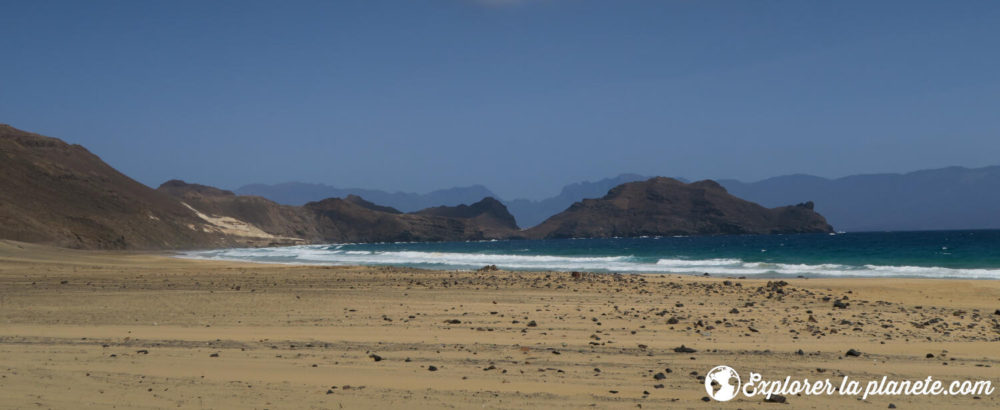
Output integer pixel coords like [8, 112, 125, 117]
[184, 230, 1000, 279]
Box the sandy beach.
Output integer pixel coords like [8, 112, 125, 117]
[0, 240, 997, 409]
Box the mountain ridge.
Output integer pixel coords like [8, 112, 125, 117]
[1, 124, 837, 248]
[235, 182, 498, 212]
[238, 165, 1000, 232]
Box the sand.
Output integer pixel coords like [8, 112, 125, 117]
[0, 240, 997, 409]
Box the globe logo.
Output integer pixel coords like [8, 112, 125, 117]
[705, 365, 741, 401]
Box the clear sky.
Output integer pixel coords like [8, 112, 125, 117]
[2, 1, 999, 199]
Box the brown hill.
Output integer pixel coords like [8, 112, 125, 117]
[413, 197, 519, 232]
[343, 194, 402, 214]
[0, 124, 242, 249]
[157, 181, 520, 244]
[525, 177, 833, 239]
[305, 196, 518, 243]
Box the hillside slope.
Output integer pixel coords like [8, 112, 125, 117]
[0, 125, 242, 249]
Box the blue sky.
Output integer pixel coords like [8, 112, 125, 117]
[2, 0, 999, 199]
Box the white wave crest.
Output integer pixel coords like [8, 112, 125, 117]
[179, 245, 1000, 279]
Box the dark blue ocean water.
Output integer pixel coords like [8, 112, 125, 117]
[184, 230, 1000, 279]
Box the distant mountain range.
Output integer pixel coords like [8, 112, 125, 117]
[241, 166, 1000, 232]
[237, 174, 666, 229]
[4, 123, 996, 251]
[235, 182, 497, 212]
[718, 166, 1000, 232]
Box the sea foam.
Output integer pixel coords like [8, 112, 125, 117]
[181, 244, 1000, 279]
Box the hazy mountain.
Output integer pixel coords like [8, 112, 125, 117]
[718, 166, 1000, 232]
[504, 174, 651, 228]
[525, 177, 832, 239]
[235, 182, 498, 212]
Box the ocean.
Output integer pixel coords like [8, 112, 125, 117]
[182, 230, 1000, 279]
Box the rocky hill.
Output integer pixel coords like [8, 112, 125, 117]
[342, 195, 402, 214]
[159, 181, 520, 244]
[0, 125, 248, 249]
[413, 197, 519, 232]
[525, 177, 833, 239]
[305, 196, 518, 243]
[504, 173, 651, 228]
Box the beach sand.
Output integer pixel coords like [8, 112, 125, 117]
[0, 240, 997, 408]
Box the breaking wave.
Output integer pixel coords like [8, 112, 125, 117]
[180, 244, 1000, 279]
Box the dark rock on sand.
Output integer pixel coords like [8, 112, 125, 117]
[845, 349, 862, 357]
[673, 345, 697, 353]
[765, 394, 787, 403]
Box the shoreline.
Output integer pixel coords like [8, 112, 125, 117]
[177, 235, 1000, 280]
[1, 240, 998, 408]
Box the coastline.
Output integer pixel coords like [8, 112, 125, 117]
[177, 231, 1000, 280]
[1, 240, 998, 408]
